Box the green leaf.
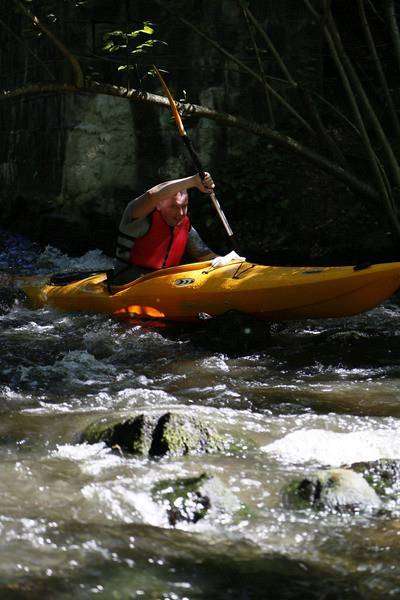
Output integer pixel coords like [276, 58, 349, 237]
[135, 41, 154, 50]
[117, 64, 135, 71]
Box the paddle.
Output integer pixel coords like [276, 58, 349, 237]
[153, 66, 239, 252]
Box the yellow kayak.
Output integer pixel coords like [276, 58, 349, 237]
[20, 260, 400, 322]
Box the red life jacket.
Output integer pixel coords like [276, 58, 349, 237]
[129, 210, 190, 270]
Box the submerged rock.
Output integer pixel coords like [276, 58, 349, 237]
[152, 473, 241, 526]
[284, 468, 382, 512]
[80, 412, 224, 457]
[350, 459, 400, 498]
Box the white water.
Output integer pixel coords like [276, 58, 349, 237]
[0, 240, 400, 596]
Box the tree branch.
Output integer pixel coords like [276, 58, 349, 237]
[0, 81, 379, 202]
[0, 16, 55, 81]
[383, 0, 400, 73]
[154, 0, 315, 135]
[304, 0, 400, 234]
[14, 0, 84, 87]
[326, 9, 400, 196]
[240, 1, 345, 165]
[242, 5, 297, 86]
[239, 0, 275, 127]
[358, 0, 400, 140]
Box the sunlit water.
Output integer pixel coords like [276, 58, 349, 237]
[0, 230, 400, 598]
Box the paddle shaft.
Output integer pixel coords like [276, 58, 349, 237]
[153, 66, 238, 251]
[181, 135, 238, 248]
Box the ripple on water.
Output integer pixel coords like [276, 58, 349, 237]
[16, 350, 118, 393]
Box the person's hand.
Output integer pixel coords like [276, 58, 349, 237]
[194, 172, 215, 194]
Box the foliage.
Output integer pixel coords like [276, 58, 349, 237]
[103, 22, 166, 74]
[13, 1, 166, 79]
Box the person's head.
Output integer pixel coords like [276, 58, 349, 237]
[157, 190, 188, 226]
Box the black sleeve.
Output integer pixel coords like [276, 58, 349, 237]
[185, 227, 214, 261]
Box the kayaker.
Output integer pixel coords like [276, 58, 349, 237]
[111, 173, 218, 285]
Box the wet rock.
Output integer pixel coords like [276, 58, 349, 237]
[350, 459, 400, 498]
[150, 412, 224, 457]
[152, 473, 241, 526]
[80, 412, 224, 457]
[81, 414, 158, 456]
[284, 468, 382, 512]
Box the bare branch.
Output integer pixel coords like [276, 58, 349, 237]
[0, 17, 55, 81]
[242, 5, 296, 86]
[0, 81, 379, 202]
[304, 0, 400, 233]
[239, 1, 345, 164]
[14, 0, 84, 87]
[358, 0, 400, 139]
[239, 0, 275, 127]
[326, 9, 400, 195]
[383, 0, 400, 73]
[154, 0, 315, 135]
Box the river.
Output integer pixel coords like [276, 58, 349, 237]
[0, 230, 399, 598]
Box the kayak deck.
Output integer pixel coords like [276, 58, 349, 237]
[20, 260, 400, 321]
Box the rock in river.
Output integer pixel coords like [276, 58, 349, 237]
[80, 412, 224, 458]
[350, 459, 400, 498]
[152, 473, 241, 526]
[284, 468, 382, 512]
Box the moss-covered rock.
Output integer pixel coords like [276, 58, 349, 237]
[350, 459, 400, 498]
[152, 473, 241, 526]
[80, 414, 157, 455]
[80, 412, 224, 458]
[283, 468, 382, 512]
[150, 412, 224, 457]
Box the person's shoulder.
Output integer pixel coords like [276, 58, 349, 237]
[119, 213, 151, 237]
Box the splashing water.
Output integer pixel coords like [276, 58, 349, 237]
[0, 230, 399, 597]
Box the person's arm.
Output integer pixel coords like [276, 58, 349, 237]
[185, 228, 218, 263]
[126, 173, 214, 221]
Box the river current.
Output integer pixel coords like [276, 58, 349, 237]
[0, 231, 400, 598]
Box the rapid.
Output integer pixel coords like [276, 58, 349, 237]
[0, 230, 400, 598]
